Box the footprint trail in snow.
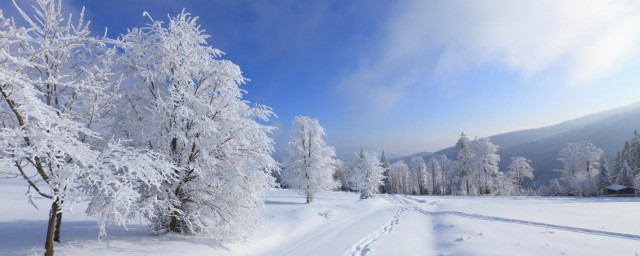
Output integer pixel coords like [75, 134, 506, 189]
[345, 205, 407, 256]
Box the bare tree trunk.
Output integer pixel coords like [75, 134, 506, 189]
[466, 179, 470, 195]
[432, 175, 436, 195]
[169, 212, 179, 233]
[45, 198, 60, 256]
[54, 211, 62, 242]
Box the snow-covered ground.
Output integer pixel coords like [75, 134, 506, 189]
[2, 180, 639, 256]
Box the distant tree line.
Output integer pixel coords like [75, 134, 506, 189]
[326, 131, 640, 198]
[358, 133, 536, 196]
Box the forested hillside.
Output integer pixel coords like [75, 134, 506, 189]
[433, 102, 640, 184]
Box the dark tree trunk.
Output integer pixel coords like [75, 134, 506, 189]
[53, 211, 62, 242]
[466, 179, 470, 195]
[169, 214, 179, 233]
[45, 198, 60, 256]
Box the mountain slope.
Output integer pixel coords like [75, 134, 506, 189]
[390, 151, 433, 164]
[432, 102, 640, 184]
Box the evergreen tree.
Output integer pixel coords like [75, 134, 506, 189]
[612, 131, 640, 187]
[597, 155, 611, 194]
[612, 151, 622, 184]
[380, 150, 391, 193]
[618, 162, 633, 186]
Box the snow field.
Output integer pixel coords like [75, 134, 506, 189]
[2, 183, 640, 256]
[416, 196, 640, 236]
[400, 195, 640, 255]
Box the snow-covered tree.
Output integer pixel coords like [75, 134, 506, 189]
[282, 116, 337, 203]
[612, 131, 640, 187]
[493, 171, 516, 195]
[558, 140, 604, 196]
[470, 137, 500, 195]
[0, 1, 175, 255]
[506, 156, 534, 195]
[380, 150, 391, 193]
[621, 162, 635, 186]
[117, 11, 277, 238]
[454, 132, 473, 194]
[596, 155, 610, 194]
[333, 159, 351, 191]
[409, 156, 428, 195]
[453, 134, 500, 195]
[537, 178, 563, 196]
[388, 161, 411, 194]
[348, 149, 385, 199]
[430, 154, 457, 195]
[426, 156, 443, 195]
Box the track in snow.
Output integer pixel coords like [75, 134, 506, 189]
[345, 205, 407, 256]
[277, 211, 371, 256]
[392, 195, 640, 241]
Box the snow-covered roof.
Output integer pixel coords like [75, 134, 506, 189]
[606, 184, 630, 190]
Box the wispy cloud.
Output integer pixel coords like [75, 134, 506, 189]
[339, 0, 640, 116]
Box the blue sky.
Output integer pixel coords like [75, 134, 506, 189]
[4, 0, 640, 159]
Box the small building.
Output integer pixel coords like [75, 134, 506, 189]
[605, 184, 639, 197]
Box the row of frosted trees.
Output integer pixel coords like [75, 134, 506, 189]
[373, 133, 640, 197]
[280, 129, 537, 199]
[281, 127, 640, 200]
[376, 133, 535, 196]
[377, 133, 632, 198]
[0, 1, 277, 255]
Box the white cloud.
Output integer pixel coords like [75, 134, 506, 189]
[340, 0, 640, 115]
